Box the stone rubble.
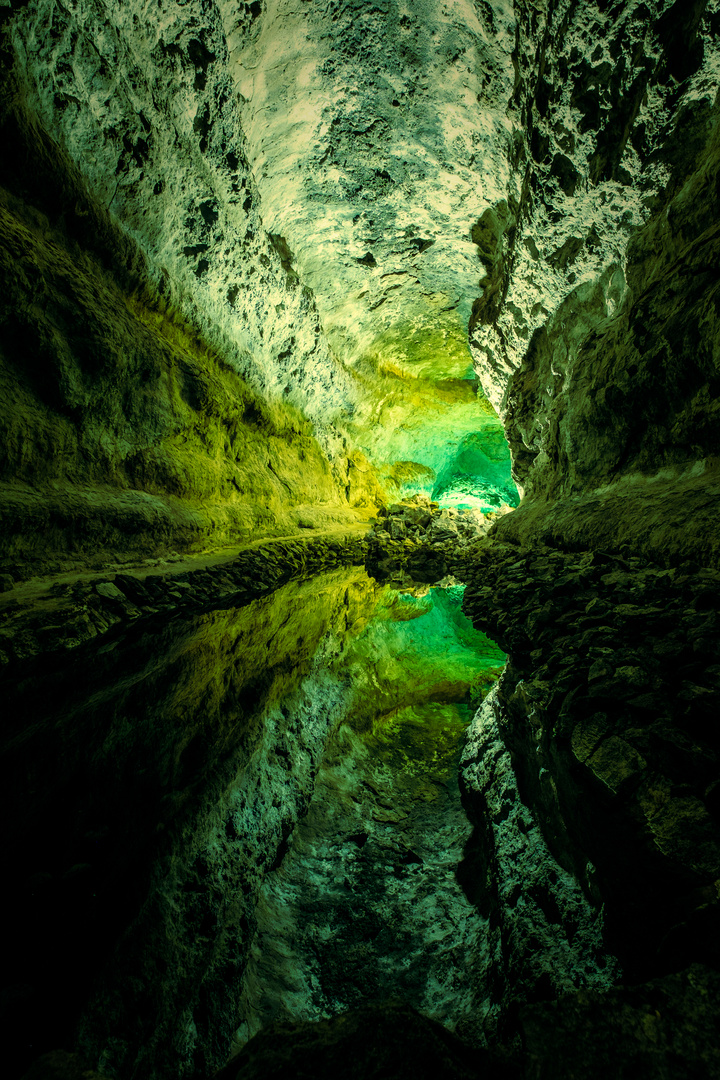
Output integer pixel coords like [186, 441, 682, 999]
[365, 496, 513, 586]
[0, 533, 371, 663]
[0, 498, 512, 663]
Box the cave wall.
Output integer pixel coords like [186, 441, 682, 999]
[2, 0, 719, 566]
[457, 0, 720, 1053]
[0, 0, 387, 573]
[0, 0, 524, 576]
[470, 0, 720, 562]
[0, 139, 347, 571]
[2, 0, 357, 429]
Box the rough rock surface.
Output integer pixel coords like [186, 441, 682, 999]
[1, 0, 517, 542]
[231, 585, 504, 1050]
[474, 0, 720, 562]
[6, 0, 718, 561]
[460, 685, 619, 1021]
[462, 540, 720, 981]
[224, 0, 519, 485]
[218, 1003, 492, 1080]
[2, 0, 357, 435]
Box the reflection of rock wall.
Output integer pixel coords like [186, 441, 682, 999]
[460, 686, 618, 1015]
[3, 568, 373, 1077]
[232, 584, 507, 1049]
[237, 702, 494, 1049]
[3, 566, 511, 1079]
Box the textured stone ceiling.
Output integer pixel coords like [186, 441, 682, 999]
[3, 0, 719, 524]
[224, 0, 520, 500]
[4, 0, 526, 508]
[225, 0, 516, 373]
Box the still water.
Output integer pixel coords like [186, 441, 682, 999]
[3, 566, 504, 1077]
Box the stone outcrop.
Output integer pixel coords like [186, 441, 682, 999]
[0, 530, 371, 662]
[365, 496, 514, 584]
[217, 965, 720, 1080]
[462, 538, 720, 988]
[473, 0, 720, 565]
[217, 1002, 492, 1080]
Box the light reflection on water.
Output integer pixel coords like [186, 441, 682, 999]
[3, 565, 505, 1076]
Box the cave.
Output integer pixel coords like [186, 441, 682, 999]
[1, 1, 719, 1078]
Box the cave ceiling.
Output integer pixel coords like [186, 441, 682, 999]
[3, 0, 719, 520]
[224, 0, 520, 502]
[5, 0, 525, 507]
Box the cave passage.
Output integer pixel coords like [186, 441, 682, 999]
[2, 0, 720, 1076]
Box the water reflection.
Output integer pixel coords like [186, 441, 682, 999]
[1, 566, 504, 1078]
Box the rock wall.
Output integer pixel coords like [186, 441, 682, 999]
[2, 0, 719, 561]
[222, 0, 519, 490]
[2, 0, 357, 429]
[0, 72, 370, 573]
[0, 0, 390, 573]
[471, 0, 720, 561]
[0, 0, 520, 555]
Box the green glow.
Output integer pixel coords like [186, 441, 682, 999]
[432, 429, 521, 511]
[345, 322, 518, 508]
[365, 700, 475, 786]
[363, 314, 477, 382]
[345, 581, 506, 729]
